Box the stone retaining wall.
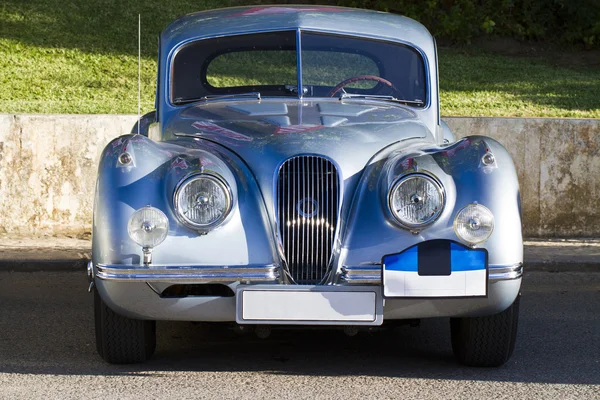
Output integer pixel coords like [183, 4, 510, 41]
[447, 117, 600, 237]
[1, 114, 598, 237]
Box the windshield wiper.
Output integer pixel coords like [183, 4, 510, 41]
[173, 92, 261, 105]
[339, 93, 424, 106]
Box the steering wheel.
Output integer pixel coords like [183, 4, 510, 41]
[328, 75, 398, 97]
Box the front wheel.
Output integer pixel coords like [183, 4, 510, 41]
[450, 295, 520, 367]
[94, 288, 156, 364]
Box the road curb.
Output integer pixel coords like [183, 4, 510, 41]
[525, 262, 600, 273]
[0, 258, 89, 272]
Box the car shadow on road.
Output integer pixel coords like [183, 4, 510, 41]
[0, 271, 598, 386]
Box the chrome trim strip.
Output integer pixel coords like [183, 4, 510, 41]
[489, 263, 523, 281]
[341, 262, 523, 284]
[341, 266, 381, 285]
[296, 28, 303, 99]
[96, 263, 280, 283]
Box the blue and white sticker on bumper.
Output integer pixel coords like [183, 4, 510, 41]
[382, 240, 488, 298]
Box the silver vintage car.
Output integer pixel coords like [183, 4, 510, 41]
[89, 5, 523, 366]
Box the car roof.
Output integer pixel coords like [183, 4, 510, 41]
[161, 5, 434, 53]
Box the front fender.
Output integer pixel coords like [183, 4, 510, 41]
[92, 135, 279, 268]
[339, 136, 522, 270]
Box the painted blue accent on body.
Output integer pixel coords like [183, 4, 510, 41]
[383, 246, 418, 272]
[450, 243, 486, 271]
[383, 241, 486, 273]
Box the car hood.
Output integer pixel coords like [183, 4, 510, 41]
[165, 99, 433, 182]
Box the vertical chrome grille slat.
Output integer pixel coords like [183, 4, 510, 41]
[277, 156, 339, 284]
[324, 160, 329, 280]
[318, 158, 323, 274]
[302, 156, 306, 282]
[328, 160, 332, 279]
[323, 160, 331, 282]
[296, 157, 300, 271]
[312, 156, 315, 282]
[314, 157, 319, 281]
[288, 159, 294, 272]
[328, 160, 333, 279]
[308, 156, 312, 283]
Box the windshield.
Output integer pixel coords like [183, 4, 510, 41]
[171, 30, 427, 105]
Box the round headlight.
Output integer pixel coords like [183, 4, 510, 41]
[127, 206, 169, 248]
[389, 173, 444, 228]
[454, 204, 494, 245]
[174, 174, 232, 230]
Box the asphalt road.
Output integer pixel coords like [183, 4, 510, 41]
[0, 270, 598, 399]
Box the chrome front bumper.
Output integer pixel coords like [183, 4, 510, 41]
[341, 263, 523, 284]
[93, 262, 522, 321]
[94, 262, 521, 285]
[95, 263, 280, 283]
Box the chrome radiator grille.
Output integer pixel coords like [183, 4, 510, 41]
[277, 156, 340, 284]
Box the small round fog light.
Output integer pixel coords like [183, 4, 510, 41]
[454, 204, 494, 246]
[127, 206, 169, 248]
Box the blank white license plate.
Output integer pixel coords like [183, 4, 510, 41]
[237, 288, 379, 325]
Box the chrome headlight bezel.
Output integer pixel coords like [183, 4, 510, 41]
[173, 173, 233, 231]
[388, 172, 445, 229]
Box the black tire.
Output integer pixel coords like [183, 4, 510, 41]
[450, 294, 520, 367]
[94, 289, 156, 364]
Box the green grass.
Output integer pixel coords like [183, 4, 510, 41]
[438, 48, 600, 118]
[1, 0, 599, 117]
